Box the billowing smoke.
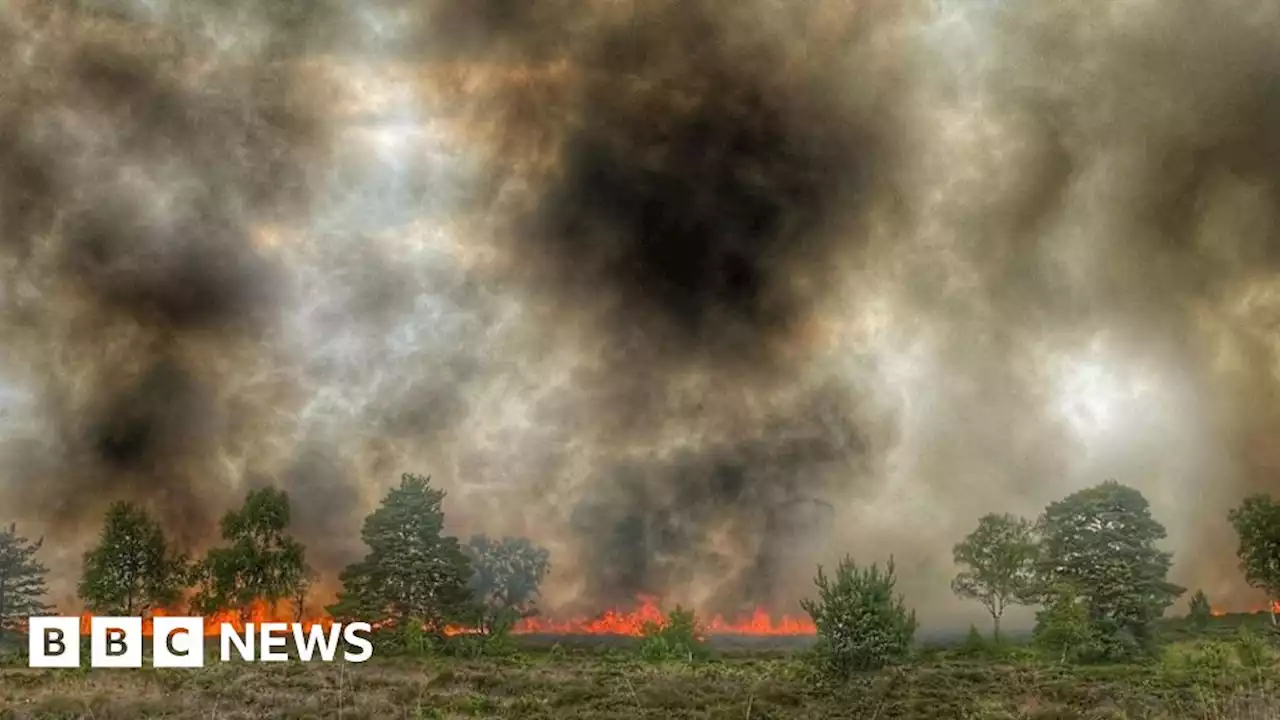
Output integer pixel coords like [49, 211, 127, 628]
[3, 0, 1280, 627]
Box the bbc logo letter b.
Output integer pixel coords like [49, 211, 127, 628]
[91, 617, 143, 668]
[28, 617, 81, 668]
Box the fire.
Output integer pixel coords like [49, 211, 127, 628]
[512, 596, 817, 636]
[70, 596, 817, 638]
[1207, 601, 1280, 617]
[76, 601, 336, 638]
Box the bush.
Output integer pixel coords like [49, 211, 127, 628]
[1187, 589, 1212, 630]
[389, 617, 437, 657]
[1082, 618, 1146, 664]
[800, 555, 918, 674]
[1188, 641, 1235, 671]
[638, 607, 709, 663]
[445, 632, 517, 660]
[0, 630, 26, 667]
[1034, 584, 1091, 663]
[437, 604, 517, 655]
[1235, 626, 1270, 668]
[957, 625, 988, 658]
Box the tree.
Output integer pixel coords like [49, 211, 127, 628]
[463, 535, 551, 634]
[292, 565, 313, 623]
[1187, 589, 1212, 630]
[800, 555, 918, 674]
[1036, 480, 1183, 659]
[192, 487, 307, 619]
[951, 513, 1038, 641]
[1228, 494, 1280, 625]
[327, 474, 472, 633]
[0, 524, 52, 633]
[78, 502, 188, 616]
[1033, 583, 1091, 663]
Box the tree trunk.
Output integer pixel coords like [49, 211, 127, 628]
[992, 613, 1001, 644]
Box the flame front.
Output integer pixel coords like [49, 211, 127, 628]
[72, 597, 816, 638]
[1208, 601, 1280, 617]
[512, 596, 817, 636]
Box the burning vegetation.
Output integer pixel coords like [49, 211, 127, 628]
[12, 475, 819, 641]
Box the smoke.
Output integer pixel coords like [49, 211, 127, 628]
[3, 0, 1280, 626]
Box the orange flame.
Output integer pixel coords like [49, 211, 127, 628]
[76, 601, 336, 637]
[70, 596, 816, 638]
[512, 595, 815, 636]
[1207, 601, 1280, 617]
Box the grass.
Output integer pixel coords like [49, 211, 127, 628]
[4, 617, 1280, 719]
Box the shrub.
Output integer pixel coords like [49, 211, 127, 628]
[1189, 641, 1235, 671]
[449, 611, 519, 659]
[800, 555, 918, 674]
[638, 607, 709, 663]
[0, 630, 27, 667]
[445, 632, 517, 660]
[393, 617, 437, 657]
[1082, 618, 1144, 664]
[957, 624, 988, 658]
[1033, 584, 1091, 663]
[1235, 626, 1269, 668]
[1187, 589, 1212, 631]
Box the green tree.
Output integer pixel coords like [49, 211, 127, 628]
[78, 502, 188, 616]
[1033, 583, 1091, 663]
[0, 524, 51, 633]
[951, 513, 1038, 641]
[327, 474, 472, 633]
[1228, 494, 1280, 625]
[463, 535, 551, 634]
[958, 624, 989, 658]
[192, 487, 307, 619]
[1036, 480, 1183, 659]
[1187, 589, 1212, 630]
[800, 555, 918, 674]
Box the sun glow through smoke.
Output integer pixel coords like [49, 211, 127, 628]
[1055, 340, 1155, 443]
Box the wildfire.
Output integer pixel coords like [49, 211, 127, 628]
[511, 596, 817, 636]
[1208, 601, 1280, 617]
[70, 596, 817, 638]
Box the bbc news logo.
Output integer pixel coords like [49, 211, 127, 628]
[27, 617, 374, 668]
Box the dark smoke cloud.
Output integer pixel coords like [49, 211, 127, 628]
[453, 0, 916, 613]
[0, 3, 335, 562]
[526, 6, 885, 367]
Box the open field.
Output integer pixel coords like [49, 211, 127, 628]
[5, 618, 1280, 720]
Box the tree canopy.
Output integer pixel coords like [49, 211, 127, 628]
[1228, 494, 1280, 622]
[1036, 480, 1183, 658]
[328, 473, 472, 632]
[78, 501, 188, 616]
[0, 523, 51, 632]
[192, 487, 307, 618]
[951, 512, 1038, 639]
[464, 534, 551, 633]
[801, 556, 918, 674]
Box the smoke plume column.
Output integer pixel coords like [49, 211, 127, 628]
[0, 3, 335, 564]
[457, 0, 919, 613]
[965, 0, 1280, 606]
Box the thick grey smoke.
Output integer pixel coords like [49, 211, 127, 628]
[2, 0, 1280, 626]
